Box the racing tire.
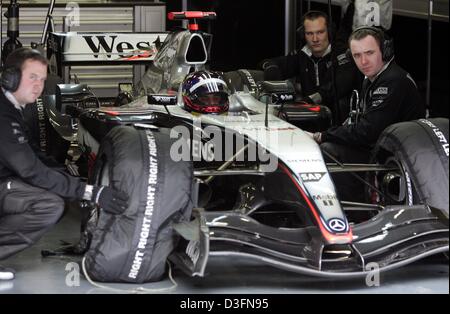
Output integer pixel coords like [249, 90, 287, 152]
[84, 125, 194, 283]
[372, 118, 449, 217]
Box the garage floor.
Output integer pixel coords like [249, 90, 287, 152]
[1, 208, 448, 294]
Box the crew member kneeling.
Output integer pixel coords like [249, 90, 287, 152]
[0, 48, 129, 281]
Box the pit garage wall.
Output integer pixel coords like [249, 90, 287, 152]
[1, 1, 448, 117]
[1, 1, 166, 99]
[393, 0, 448, 21]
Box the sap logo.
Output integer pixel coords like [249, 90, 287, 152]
[187, 138, 215, 162]
[300, 172, 326, 182]
[82, 36, 151, 59]
[373, 87, 388, 95]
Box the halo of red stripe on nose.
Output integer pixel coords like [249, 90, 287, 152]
[279, 163, 353, 244]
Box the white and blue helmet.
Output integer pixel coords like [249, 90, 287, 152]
[182, 70, 230, 114]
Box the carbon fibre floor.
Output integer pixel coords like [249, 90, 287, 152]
[1, 207, 448, 294]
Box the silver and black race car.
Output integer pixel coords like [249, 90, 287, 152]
[36, 12, 448, 283]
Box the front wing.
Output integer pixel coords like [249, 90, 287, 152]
[170, 205, 448, 278]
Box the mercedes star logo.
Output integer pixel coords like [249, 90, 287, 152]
[328, 218, 347, 232]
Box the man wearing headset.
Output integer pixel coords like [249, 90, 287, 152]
[309, 27, 425, 202]
[312, 26, 425, 148]
[261, 9, 362, 124]
[0, 48, 129, 281]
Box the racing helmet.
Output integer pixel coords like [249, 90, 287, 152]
[182, 70, 230, 114]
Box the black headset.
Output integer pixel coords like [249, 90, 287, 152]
[0, 66, 22, 92]
[348, 26, 394, 62]
[1, 48, 45, 93]
[297, 11, 335, 47]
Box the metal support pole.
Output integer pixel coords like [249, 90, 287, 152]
[426, 0, 433, 116]
[2, 0, 22, 65]
[182, 0, 188, 11]
[40, 0, 56, 45]
[327, 0, 340, 124]
[204, 144, 249, 185]
[182, 0, 188, 29]
[284, 0, 297, 54]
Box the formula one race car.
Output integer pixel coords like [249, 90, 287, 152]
[37, 12, 449, 283]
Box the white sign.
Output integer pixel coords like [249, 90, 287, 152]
[54, 32, 168, 62]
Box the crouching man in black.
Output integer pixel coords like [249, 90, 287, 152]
[308, 27, 425, 202]
[0, 48, 129, 280]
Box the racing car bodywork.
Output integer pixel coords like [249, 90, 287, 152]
[76, 94, 448, 278]
[40, 12, 449, 280]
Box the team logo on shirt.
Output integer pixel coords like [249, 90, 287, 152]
[337, 53, 350, 65]
[10, 123, 27, 144]
[371, 99, 384, 107]
[373, 87, 388, 95]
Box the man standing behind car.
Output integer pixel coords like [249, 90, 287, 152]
[261, 8, 362, 124]
[312, 26, 425, 150]
[309, 27, 425, 202]
[0, 48, 129, 281]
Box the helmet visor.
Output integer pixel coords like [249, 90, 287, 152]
[198, 93, 228, 106]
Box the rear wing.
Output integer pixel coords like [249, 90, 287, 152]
[47, 32, 168, 76]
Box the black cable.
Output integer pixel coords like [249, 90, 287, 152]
[327, 0, 340, 125]
[163, 104, 171, 117]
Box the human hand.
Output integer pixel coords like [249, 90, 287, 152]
[92, 186, 129, 215]
[304, 131, 314, 139]
[304, 131, 322, 144]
